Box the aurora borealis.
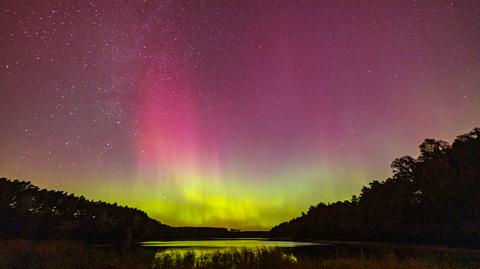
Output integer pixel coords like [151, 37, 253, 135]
[1, 1, 480, 230]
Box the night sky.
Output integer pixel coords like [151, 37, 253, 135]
[1, 1, 480, 230]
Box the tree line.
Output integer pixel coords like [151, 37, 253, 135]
[270, 128, 480, 246]
[0, 178, 172, 243]
[0, 178, 263, 242]
[2, 127, 479, 245]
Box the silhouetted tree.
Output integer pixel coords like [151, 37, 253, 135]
[0, 178, 172, 243]
[270, 127, 480, 246]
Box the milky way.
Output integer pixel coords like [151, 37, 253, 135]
[1, 1, 480, 229]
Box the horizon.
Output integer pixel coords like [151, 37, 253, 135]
[1, 125, 477, 231]
[1, 1, 480, 230]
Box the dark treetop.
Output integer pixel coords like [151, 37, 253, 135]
[270, 128, 480, 247]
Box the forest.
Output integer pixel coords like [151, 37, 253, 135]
[0, 177, 172, 243]
[270, 128, 480, 246]
[2, 128, 479, 247]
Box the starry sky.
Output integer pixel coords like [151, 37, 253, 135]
[1, 0, 480, 230]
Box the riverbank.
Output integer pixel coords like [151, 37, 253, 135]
[1, 240, 480, 269]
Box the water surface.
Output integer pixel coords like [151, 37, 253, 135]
[139, 238, 480, 264]
[140, 239, 321, 248]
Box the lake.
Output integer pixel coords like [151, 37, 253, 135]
[140, 238, 321, 248]
[140, 239, 322, 256]
[139, 238, 480, 264]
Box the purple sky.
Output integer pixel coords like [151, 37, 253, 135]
[1, 1, 480, 229]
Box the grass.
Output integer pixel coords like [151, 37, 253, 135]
[152, 248, 297, 269]
[0, 240, 478, 269]
[0, 240, 154, 269]
[151, 248, 473, 269]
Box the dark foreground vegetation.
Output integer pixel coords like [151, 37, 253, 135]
[1, 240, 478, 269]
[271, 128, 480, 246]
